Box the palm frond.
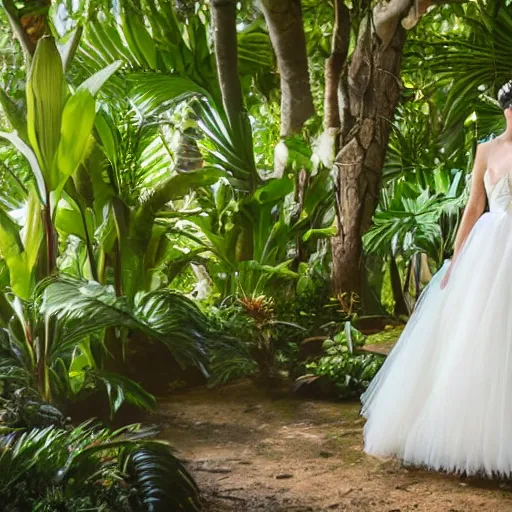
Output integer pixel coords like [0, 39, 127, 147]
[123, 442, 201, 512]
[40, 277, 211, 370]
[0, 421, 201, 511]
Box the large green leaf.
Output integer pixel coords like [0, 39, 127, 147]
[124, 442, 201, 512]
[93, 110, 119, 170]
[54, 88, 96, 189]
[54, 200, 93, 241]
[0, 131, 47, 203]
[130, 73, 209, 116]
[150, 168, 226, 211]
[26, 36, 66, 179]
[122, 8, 157, 70]
[23, 188, 43, 272]
[0, 208, 31, 299]
[0, 85, 28, 141]
[251, 174, 294, 205]
[78, 60, 123, 96]
[99, 372, 156, 418]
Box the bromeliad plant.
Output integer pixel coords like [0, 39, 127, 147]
[207, 293, 306, 385]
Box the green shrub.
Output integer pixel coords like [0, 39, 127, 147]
[306, 325, 384, 398]
[0, 422, 201, 512]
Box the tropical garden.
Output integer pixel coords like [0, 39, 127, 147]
[0, 0, 509, 509]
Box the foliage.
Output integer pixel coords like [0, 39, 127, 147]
[364, 325, 405, 346]
[0, 0, 508, 417]
[411, 2, 512, 151]
[0, 274, 218, 419]
[207, 296, 306, 385]
[306, 325, 384, 398]
[0, 421, 201, 511]
[0, 29, 227, 418]
[0, 385, 67, 429]
[364, 181, 466, 266]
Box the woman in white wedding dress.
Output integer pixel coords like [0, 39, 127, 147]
[360, 80, 512, 477]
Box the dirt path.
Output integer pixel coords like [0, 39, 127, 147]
[153, 380, 512, 511]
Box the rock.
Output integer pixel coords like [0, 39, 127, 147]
[275, 473, 294, 479]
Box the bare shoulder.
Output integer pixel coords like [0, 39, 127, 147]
[473, 140, 492, 170]
[475, 139, 492, 156]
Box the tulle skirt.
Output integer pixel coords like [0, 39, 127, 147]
[361, 210, 512, 477]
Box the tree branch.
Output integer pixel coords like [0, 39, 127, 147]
[373, 0, 412, 46]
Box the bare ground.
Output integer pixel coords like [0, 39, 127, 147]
[152, 380, 512, 512]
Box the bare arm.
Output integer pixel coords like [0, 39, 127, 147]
[451, 143, 488, 262]
[440, 143, 488, 289]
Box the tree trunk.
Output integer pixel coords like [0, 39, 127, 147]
[331, 3, 411, 297]
[324, 0, 350, 132]
[210, 0, 244, 130]
[175, 128, 203, 172]
[2, 0, 51, 58]
[259, 0, 314, 136]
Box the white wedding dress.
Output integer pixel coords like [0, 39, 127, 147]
[361, 167, 512, 477]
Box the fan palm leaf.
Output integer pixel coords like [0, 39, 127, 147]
[412, 3, 512, 152]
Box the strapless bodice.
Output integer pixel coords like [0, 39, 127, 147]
[484, 169, 512, 212]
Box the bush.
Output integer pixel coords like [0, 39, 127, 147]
[0, 421, 201, 512]
[305, 324, 384, 398]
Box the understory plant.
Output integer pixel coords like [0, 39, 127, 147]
[0, 33, 220, 419]
[0, 275, 217, 419]
[207, 294, 306, 385]
[305, 324, 384, 398]
[0, 421, 201, 512]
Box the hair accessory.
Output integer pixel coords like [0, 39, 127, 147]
[498, 80, 512, 110]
